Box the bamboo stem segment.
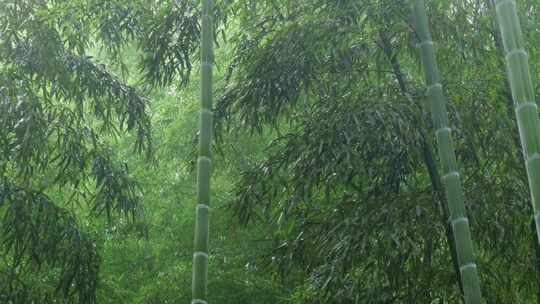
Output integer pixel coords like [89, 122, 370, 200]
[412, 1, 483, 303]
[495, 0, 540, 250]
[192, 0, 214, 303]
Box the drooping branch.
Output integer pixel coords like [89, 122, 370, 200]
[0, 178, 100, 303]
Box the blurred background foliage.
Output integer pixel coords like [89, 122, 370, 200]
[2, 0, 540, 303]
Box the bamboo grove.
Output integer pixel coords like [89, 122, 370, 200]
[3, 0, 540, 303]
[190, 0, 540, 302]
[197, 0, 540, 302]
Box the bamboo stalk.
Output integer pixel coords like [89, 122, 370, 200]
[192, 0, 213, 303]
[495, 0, 540, 267]
[412, 1, 482, 303]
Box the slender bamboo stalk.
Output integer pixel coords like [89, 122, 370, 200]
[495, 0, 540, 256]
[380, 29, 465, 294]
[412, 1, 482, 303]
[192, 0, 213, 303]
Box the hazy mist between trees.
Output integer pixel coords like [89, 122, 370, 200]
[1, 0, 540, 303]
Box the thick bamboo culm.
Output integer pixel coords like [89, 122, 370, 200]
[495, 0, 540, 250]
[192, 0, 214, 303]
[412, 1, 483, 303]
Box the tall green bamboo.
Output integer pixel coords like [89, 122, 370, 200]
[494, 0, 540, 250]
[412, 1, 482, 303]
[192, 0, 213, 303]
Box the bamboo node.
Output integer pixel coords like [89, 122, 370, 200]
[505, 48, 528, 61]
[435, 127, 451, 137]
[527, 153, 540, 163]
[201, 108, 214, 116]
[197, 204, 210, 210]
[442, 171, 459, 180]
[515, 101, 537, 113]
[416, 40, 434, 48]
[198, 156, 212, 164]
[427, 83, 442, 91]
[194, 251, 209, 258]
[192, 300, 208, 304]
[459, 262, 477, 272]
[451, 216, 469, 226]
[201, 61, 214, 68]
[202, 14, 214, 21]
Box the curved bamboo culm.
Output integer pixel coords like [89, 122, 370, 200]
[192, 0, 213, 303]
[412, 1, 483, 303]
[495, 0, 540, 251]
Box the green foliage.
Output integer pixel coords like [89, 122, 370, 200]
[0, 181, 99, 303]
[495, 0, 540, 254]
[217, 0, 540, 303]
[4, 0, 540, 303]
[1, 0, 170, 302]
[412, 0, 482, 302]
